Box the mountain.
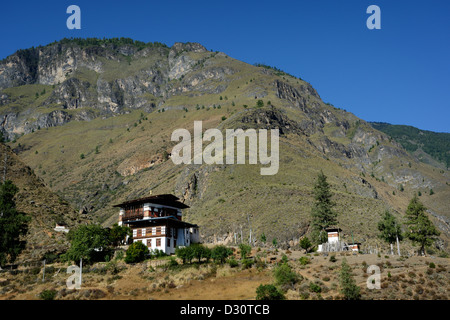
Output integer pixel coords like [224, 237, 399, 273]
[0, 143, 89, 264]
[370, 122, 450, 169]
[0, 38, 449, 252]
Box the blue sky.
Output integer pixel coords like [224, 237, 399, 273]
[1, 0, 449, 132]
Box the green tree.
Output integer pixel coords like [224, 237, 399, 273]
[339, 258, 361, 300]
[108, 224, 131, 247]
[175, 246, 188, 264]
[299, 237, 312, 253]
[238, 243, 251, 260]
[211, 245, 233, 264]
[377, 210, 403, 255]
[256, 284, 285, 300]
[256, 100, 264, 107]
[273, 263, 300, 287]
[175, 246, 194, 264]
[310, 171, 337, 244]
[260, 233, 266, 244]
[0, 181, 30, 266]
[124, 241, 149, 263]
[39, 289, 57, 300]
[63, 224, 111, 263]
[404, 196, 440, 256]
[191, 244, 211, 263]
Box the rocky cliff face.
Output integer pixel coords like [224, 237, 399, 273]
[0, 41, 216, 140]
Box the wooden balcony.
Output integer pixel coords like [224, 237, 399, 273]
[122, 209, 144, 222]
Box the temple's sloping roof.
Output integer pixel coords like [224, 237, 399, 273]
[325, 226, 342, 232]
[113, 194, 189, 209]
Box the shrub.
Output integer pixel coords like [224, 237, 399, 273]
[29, 266, 41, 275]
[255, 284, 285, 300]
[429, 262, 436, 268]
[254, 257, 266, 270]
[329, 255, 337, 263]
[242, 258, 254, 269]
[105, 260, 123, 275]
[273, 263, 299, 287]
[309, 282, 322, 293]
[227, 256, 238, 268]
[124, 241, 149, 263]
[238, 243, 252, 260]
[150, 248, 167, 259]
[168, 257, 179, 268]
[39, 289, 57, 300]
[436, 265, 446, 272]
[299, 257, 310, 266]
[300, 292, 310, 300]
[43, 252, 60, 264]
[114, 250, 125, 261]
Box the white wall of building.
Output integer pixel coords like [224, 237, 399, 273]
[190, 227, 200, 244]
[328, 232, 339, 243]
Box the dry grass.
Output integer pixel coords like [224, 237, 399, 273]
[0, 249, 448, 300]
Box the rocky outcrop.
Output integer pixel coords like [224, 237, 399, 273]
[0, 41, 234, 139]
[0, 48, 40, 89]
[168, 42, 207, 80]
[240, 107, 308, 136]
[45, 78, 94, 109]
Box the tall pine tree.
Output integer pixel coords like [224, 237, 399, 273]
[404, 196, 440, 256]
[0, 180, 30, 266]
[377, 210, 403, 255]
[310, 170, 337, 244]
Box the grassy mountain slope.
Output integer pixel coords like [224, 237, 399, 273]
[0, 144, 89, 263]
[0, 39, 449, 253]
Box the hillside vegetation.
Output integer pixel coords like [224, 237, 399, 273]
[370, 122, 450, 169]
[0, 38, 448, 256]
